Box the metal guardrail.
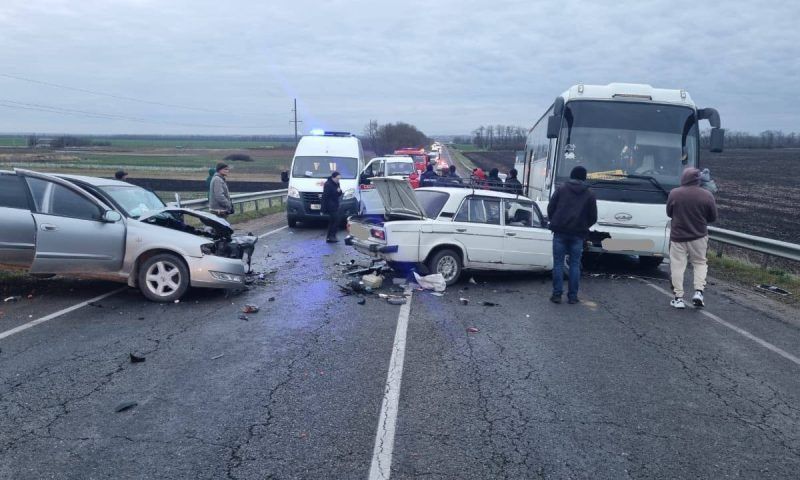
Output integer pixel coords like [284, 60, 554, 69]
[708, 226, 800, 262]
[178, 189, 288, 214]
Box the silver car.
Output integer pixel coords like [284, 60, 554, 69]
[0, 169, 257, 302]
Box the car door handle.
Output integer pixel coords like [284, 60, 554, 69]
[40, 224, 58, 231]
[506, 232, 517, 236]
[456, 228, 467, 233]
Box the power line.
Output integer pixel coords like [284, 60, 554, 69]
[0, 72, 276, 119]
[0, 98, 276, 129]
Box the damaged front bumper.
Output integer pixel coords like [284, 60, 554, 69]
[187, 254, 250, 288]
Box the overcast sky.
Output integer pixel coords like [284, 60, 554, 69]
[0, 0, 798, 135]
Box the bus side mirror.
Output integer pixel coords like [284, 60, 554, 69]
[281, 171, 289, 183]
[710, 128, 724, 153]
[546, 115, 561, 139]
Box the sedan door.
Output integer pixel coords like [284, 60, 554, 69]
[450, 196, 505, 265]
[502, 199, 552, 268]
[0, 173, 36, 269]
[22, 173, 126, 274]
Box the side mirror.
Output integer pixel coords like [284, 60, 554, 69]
[102, 210, 122, 223]
[710, 128, 724, 153]
[280, 171, 290, 183]
[546, 115, 561, 139]
[552, 96, 565, 116]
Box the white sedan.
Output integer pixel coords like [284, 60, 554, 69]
[345, 178, 553, 285]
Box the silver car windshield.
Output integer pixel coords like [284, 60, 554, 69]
[100, 185, 165, 218]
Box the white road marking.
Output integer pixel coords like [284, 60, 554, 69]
[258, 225, 288, 239]
[0, 287, 127, 341]
[368, 286, 413, 480]
[644, 281, 800, 367]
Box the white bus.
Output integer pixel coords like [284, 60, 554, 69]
[522, 83, 724, 267]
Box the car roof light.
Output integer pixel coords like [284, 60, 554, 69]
[310, 129, 325, 136]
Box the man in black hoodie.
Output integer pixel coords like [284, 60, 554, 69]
[321, 171, 343, 243]
[547, 166, 597, 304]
[504, 168, 523, 195]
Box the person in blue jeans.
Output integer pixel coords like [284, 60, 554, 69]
[547, 166, 597, 304]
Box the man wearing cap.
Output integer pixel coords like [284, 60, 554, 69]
[114, 170, 129, 182]
[547, 166, 597, 304]
[209, 162, 233, 218]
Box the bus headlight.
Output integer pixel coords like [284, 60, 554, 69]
[342, 188, 355, 200]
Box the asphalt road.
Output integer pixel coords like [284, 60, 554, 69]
[2, 215, 800, 479]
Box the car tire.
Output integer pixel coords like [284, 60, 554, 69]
[137, 253, 190, 302]
[639, 256, 664, 269]
[287, 217, 298, 228]
[427, 249, 462, 286]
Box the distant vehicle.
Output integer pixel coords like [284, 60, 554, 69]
[284, 131, 365, 228]
[521, 83, 724, 268]
[394, 147, 429, 173]
[360, 155, 418, 188]
[0, 169, 256, 302]
[345, 177, 553, 285]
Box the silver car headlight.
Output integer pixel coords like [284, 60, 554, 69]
[288, 187, 300, 198]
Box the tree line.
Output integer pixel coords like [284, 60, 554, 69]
[701, 130, 800, 149]
[361, 120, 431, 155]
[452, 125, 528, 150]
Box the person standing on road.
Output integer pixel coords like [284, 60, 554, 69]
[420, 163, 438, 187]
[209, 162, 233, 218]
[547, 166, 597, 304]
[666, 167, 718, 309]
[505, 168, 523, 195]
[322, 171, 343, 243]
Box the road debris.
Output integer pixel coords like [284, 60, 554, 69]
[482, 301, 499, 307]
[239, 314, 249, 321]
[242, 304, 260, 314]
[413, 272, 446, 292]
[115, 401, 138, 413]
[392, 278, 407, 286]
[387, 297, 407, 306]
[459, 298, 469, 305]
[4, 296, 21, 303]
[466, 326, 480, 333]
[211, 354, 225, 360]
[357, 297, 366, 305]
[755, 284, 791, 296]
[129, 353, 146, 363]
[468, 277, 478, 285]
[362, 273, 384, 289]
[268, 297, 275, 302]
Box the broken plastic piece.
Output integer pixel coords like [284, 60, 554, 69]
[115, 401, 138, 413]
[129, 353, 146, 363]
[468, 277, 477, 285]
[357, 297, 366, 305]
[387, 297, 406, 305]
[755, 284, 791, 296]
[430, 292, 445, 297]
[459, 298, 469, 305]
[239, 314, 249, 321]
[211, 354, 224, 360]
[466, 326, 479, 333]
[242, 304, 260, 314]
[3, 296, 20, 303]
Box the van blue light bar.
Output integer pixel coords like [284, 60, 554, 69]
[309, 129, 352, 137]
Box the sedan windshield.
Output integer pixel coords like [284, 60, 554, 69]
[292, 156, 358, 179]
[557, 101, 698, 201]
[100, 185, 165, 218]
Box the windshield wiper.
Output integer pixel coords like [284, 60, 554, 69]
[608, 174, 669, 198]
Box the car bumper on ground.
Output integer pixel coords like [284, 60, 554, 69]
[287, 197, 359, 222]
[187, 255, 248, 289]
[344, 235, 398, 256]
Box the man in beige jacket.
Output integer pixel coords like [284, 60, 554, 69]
[666, 167, 718, 309]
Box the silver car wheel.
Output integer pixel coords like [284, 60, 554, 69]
[145, 260, 182, 297]
[436, 255, 458, 282]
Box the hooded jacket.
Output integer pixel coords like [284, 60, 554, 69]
[209, 173, 232, 213]
[666, 168, 718, 242]
[547, 179, 598, 237]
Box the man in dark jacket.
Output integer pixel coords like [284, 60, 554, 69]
[486, 168, 503, 191]
[321, 171, 343, 243]
[547, 166, 598, 304]
[504, 168, 523, 195]
[420, 163, 438, 187]
[666, 167, 718, 309]
[448, 165, 460, 179]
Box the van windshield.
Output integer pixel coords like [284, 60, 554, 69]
[292, 156, 358, 179]
[387, 162, 414, 175]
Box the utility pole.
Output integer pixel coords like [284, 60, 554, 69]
[290, 98, 302, 144]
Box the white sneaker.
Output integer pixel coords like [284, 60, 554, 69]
[692, 290, 705, 308]
[671, 297, 686, 309]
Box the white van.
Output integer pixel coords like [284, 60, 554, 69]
[285, 131, 364, 228]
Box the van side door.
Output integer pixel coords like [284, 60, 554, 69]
[0, 173, 36, 269]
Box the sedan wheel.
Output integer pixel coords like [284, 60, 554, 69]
[137, 253, 190, 302]
[428, 249, 462, 286]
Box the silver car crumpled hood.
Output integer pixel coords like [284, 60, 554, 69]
[138, 208, 234, 239]
[371, 177, 426, 220]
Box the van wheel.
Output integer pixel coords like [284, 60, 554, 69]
[639, 256, 664, 269]
[137, 253, 189, 302]
[427, 249, 462, 286]
[287, 217, 297, 228]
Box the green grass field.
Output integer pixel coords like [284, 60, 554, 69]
[451, 143, 486, 152]
[0, 135, 292, 150]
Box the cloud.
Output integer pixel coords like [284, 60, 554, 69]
[0, 0, 797, 134]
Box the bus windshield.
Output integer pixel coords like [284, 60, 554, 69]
[556, 101, 698, 201]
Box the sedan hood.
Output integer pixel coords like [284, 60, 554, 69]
[371, 177, 426, 220]
[139, 208, 234, 239]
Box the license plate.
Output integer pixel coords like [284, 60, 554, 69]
[310, 204, 321, 210]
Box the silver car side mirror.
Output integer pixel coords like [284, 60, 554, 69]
[103, 210, 122, 223]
